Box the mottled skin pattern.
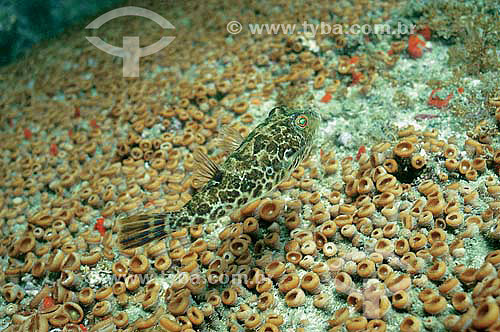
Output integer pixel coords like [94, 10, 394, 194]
[119, 105, 320, 249]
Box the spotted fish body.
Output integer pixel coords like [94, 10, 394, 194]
[119, 105, 320, 249]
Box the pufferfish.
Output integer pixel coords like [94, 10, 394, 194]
[119, 105, 320, 249]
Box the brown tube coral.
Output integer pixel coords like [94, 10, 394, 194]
[284, 288, 306, 307]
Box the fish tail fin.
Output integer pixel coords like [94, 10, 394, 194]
[118, 213, 171, 249]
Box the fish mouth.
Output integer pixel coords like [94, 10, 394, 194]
[306, 108, 321, 127]
[301, 106, 320, 121]
[310, 110, 321, 122]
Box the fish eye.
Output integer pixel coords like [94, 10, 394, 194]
[295, 115, 308, 129]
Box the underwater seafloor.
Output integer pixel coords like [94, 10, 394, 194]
[0, 0, 500, 331]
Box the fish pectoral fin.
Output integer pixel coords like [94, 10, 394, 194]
[216, 125, 245, 155]
[192, 148, 223, 188]
[300, 150, 313, 166]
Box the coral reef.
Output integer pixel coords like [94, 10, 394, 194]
[0, 0, 499, 331]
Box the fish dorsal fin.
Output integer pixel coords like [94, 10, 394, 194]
[192, 148, 223, 188]
[217, 126, 244, 155]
